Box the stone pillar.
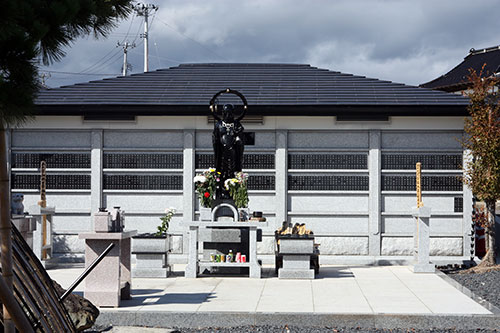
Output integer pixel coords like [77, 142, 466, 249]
[183, 130, 195, 256]
[185, 225, 198, 278]
[90, 130, 103, 229]
[410, 206, 435, 273]
[463, 149, 473, 259]
[368, 130, 381, 256]
[276, 130, 288, 225]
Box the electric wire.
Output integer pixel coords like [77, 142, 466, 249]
[78, 13, 137, 74]
[82, 50, 124, 75]
[39, 70, 117, 76]
[156, 19, 229, 61]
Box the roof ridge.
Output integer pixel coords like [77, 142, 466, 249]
[467, 45, 500, 57]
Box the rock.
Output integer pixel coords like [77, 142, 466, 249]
[52, 280, 99, 331]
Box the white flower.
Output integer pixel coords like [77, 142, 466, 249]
[193, 175, 207, 183]
[165, 207, 175, 215]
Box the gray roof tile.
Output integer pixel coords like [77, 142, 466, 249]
[35, 63, 469, 116]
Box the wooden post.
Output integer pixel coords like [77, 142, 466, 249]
[416, 162, 423, 208]
[38, 161, 47, 259]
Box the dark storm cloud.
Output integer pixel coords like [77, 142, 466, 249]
[41, 0, 500, 88]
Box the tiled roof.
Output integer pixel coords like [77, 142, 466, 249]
[421, 45, 500, 91]
[35, 63, 468, 116]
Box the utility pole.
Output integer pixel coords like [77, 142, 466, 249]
[134, 3, 158, 72]
[117, 41, 135, 76]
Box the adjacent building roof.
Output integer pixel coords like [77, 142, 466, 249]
[420, 45, 500, 92]
[35, 63, 469, 117]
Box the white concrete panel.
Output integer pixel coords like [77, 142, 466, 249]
[382, 195, 459, 213]
[53, 234, 85, 253]
[316, 236, 369, 255]
[12, 130, 91, 148]
[254, 132, 276, 148]
[381, 132, 463, 149]
[103, 193, 183, 213]
[288, 131, 369, 149]
[288, 194, 369, 212]
[121, 215, 184, 234]
[381, 237, 413, 255]
[257, 236, 275, 254]
[21, 193, 91, 212]
[382, 216, 463, 234]
[381, 236, 462, 256]
[103, 130, 183, 148]
[430, 238, 463, 256]
[52, 214, 91, 233]
[195, 131, 212, 148]
[429, 217, 463, 234]
[196, 131, 276, 148]
[289, 215, 369, 234]
[248, 193, 276, 213]
[382, 216, 414, 234]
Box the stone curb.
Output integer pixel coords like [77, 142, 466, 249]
[96, 312, 500, 330]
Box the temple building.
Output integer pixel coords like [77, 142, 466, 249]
[10, 63, 472, 266]
[421, 45, 500, 93]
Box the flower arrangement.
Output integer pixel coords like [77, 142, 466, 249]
[156, 207, 175, 236]
[224, 171, 249, 208]
[194, 168, 218, 208]
[194, 168, 249, 208]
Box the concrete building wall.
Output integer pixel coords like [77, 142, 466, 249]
[9, 115, 472, 265]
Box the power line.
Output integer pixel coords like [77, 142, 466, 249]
[40, 70, 117, 76]
[157, 19, 228, 61]
[78, 13, 137, 74]
[128, 47, 181, 64]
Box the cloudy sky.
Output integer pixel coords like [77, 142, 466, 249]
[40, 0, 500, 88]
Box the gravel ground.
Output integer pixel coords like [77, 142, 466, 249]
[444, 269, 500, 309]
[171, 326, 498, 332]
[89, 326, 499, 333]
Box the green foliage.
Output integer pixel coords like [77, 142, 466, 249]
[194, 168, 219, 208]
[0, 0, 133, 126]
[194, 169, 249, 208]
[463, 67, 500, 205]
[224, 172, 249, 208]
[156, 208, 175, 236]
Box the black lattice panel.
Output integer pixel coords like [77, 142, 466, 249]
[103, 175, 183, 190]
[454, 197, 464, 212]
[381, 154, 462, 170]
[247, 175, 275, 190]
[12, 174, 91, 190]
[288, 175, 369, 191]
[381, 175, 462, 191]
[12, 153, 91, 169]
[103, 153, 183, 169]
[288, 154, 367, 169]
[195, 154, 275, 169]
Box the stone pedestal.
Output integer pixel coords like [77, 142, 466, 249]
[27, 205, 55, 268]
[186, 221, 265, 279]
[11, 215, 36, 249]
[132, 234, 170, 278]
[79, 230, 136, 307]
[410, 207, 435, 273]
[278, 238, 315, 279]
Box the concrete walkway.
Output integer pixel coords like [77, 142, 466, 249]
[48, 265, 498, 329]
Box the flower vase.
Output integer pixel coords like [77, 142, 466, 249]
[200, 207, 212, 221]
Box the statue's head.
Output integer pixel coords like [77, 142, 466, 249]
[222, 104, 235, 122]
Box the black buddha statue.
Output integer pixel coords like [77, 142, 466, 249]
[212, 103, 246, 201]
